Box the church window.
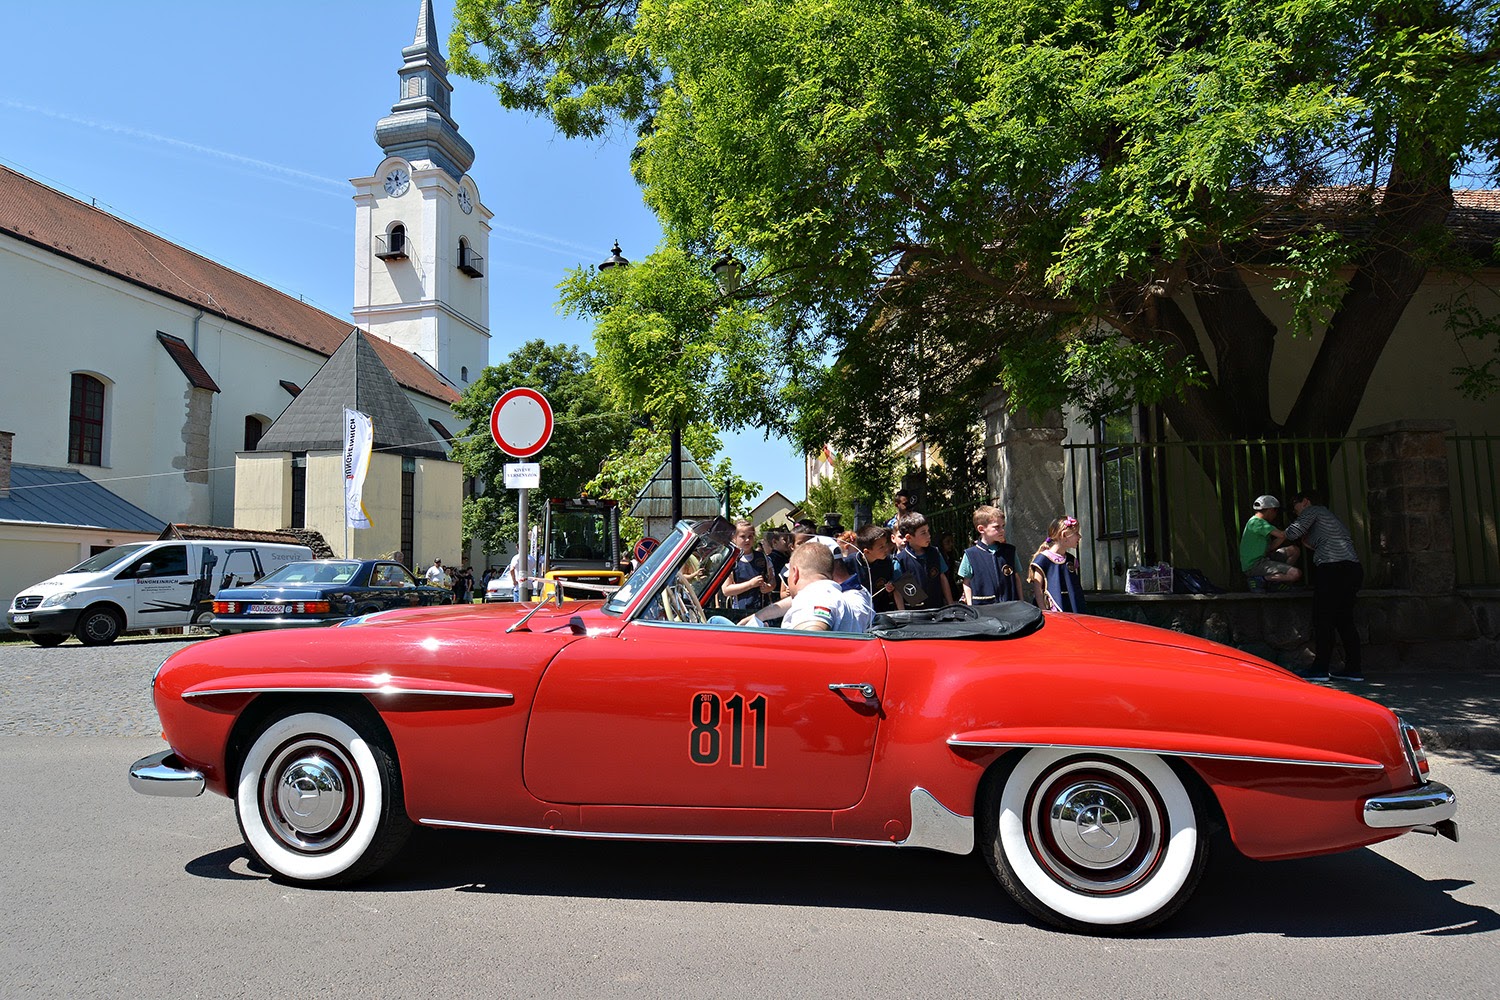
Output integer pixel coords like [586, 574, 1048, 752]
[461, 366, 469, 382]
[244, 415, 267, 451]
[68, 373, 106, 466]
[377, 224, 408, 260]
[291, 453, 307, 529]
[457, 237, 484, 277]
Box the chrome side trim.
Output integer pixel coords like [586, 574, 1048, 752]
[634, 619, 875, 641]
[900, 787, 974, 855]
[946, 739, 1386, 771]
[1363, 781, 1458, 829]
[128, 750, 205, 798]
[183, 686, 514, 701]
[419, 817, 898, 848]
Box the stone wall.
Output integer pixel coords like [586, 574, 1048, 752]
[1362, 419, 1457, 593]
[1089, 590, 1500, 673]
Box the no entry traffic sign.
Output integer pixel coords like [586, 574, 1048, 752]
[490, 388, 554, 458]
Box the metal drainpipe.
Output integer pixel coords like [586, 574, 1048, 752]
[190, 308, 204, 355]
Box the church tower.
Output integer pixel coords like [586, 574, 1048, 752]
[353, 0, 491, 392]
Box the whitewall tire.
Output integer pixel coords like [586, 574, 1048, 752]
[980, 748, 1207, 933]
[235, 710, 411, 884]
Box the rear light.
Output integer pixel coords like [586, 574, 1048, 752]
[1398, 718, 1430, 784]
[298, 601, 331, 614]
[212, 601, 236, 614]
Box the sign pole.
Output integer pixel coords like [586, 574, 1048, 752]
[517, 487, 530, 602]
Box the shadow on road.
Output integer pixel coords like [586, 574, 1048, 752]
[185, 827, 1497, 938]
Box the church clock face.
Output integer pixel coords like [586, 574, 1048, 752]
[383, 168, 410, 197]
[457, 187, 473, 214]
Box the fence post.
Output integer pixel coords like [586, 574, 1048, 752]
[1361, 419, 1456, 594]
[982, 389, 1066, 558]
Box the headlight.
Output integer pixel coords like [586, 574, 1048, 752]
[39, 591, 78, 609]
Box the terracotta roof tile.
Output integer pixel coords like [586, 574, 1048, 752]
[0, 165, 460, 405]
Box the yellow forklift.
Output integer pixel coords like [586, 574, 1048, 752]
[535, 497, 625, 601]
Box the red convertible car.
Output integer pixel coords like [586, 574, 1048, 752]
[130, 518, 1457, 933]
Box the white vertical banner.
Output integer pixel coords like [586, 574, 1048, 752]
[343, 407, 374, 529]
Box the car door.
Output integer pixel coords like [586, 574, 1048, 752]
[367, 562, 423, 611]
[117, 544, 194, 627]
[523, 621, 888, 810]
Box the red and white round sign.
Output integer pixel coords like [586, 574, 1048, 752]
[489, 388, 554, 458]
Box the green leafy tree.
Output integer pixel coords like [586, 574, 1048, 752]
[451, 340, 630, 555]
[585, 423, 761, 541]
[453, 0, 1499, 466]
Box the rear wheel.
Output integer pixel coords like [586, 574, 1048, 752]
[979, 748, 1207, 934]
[235, 708, 411, 884]
[75, 605, 122, 646]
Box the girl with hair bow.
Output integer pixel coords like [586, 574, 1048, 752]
[1029, 516, 1087, 613]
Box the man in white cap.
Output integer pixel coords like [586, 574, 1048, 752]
[1239, 495, 1301, 587]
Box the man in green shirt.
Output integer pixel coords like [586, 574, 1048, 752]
[1240, 495, 1302, 585]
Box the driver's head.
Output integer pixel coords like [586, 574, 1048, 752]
[786, 540, 834, 595]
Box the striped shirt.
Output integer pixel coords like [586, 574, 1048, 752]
[1283, 505, 1360, 566]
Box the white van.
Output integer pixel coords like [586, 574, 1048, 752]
[7, 539, 312, 647]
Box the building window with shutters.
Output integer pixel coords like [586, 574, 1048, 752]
[291, 453, 307, 529]
[68, 372, 106, 466]
[401, 457, 416, 568]
[1096, 410, 1141, 540]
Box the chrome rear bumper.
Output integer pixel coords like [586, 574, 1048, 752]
[129, 749, 205, 798]
[1363, 781, 1457, 838]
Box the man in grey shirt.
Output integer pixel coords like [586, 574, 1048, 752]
[1283, 489, 1363, 681]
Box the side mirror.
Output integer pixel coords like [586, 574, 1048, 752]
[136, 562, 155, 577]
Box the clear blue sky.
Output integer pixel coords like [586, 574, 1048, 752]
[1, 0, 805, 507]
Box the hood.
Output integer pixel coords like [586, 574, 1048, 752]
[1065, 613, 1296, 677]
[345, 598, 623, 636]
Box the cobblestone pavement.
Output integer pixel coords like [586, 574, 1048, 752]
[0, 637, 198, 737]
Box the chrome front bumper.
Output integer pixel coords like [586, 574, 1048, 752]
[1363, 781, 1458, 839]
[129, 750, 205, 798]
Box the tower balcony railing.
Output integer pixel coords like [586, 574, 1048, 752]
[458, 245, 484, 277]
[375, 233, 408, 260]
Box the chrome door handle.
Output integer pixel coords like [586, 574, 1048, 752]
[828, 682, 876, 699]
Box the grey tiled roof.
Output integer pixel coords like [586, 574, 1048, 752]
[255, 329, 447, 459]
[628, 447, 725, 518]
[0, 465, 167, 533]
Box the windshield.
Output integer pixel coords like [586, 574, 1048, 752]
[605, 527, 689, 615]
[548, 509, 613, 563]
[66, 544, 149, 574]
[255, 561, 361, 586]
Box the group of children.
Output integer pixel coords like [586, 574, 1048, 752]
[884, 504, 1088, 615]
[726, 503, 1088, 620]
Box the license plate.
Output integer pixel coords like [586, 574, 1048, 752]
[248, 604, 291, 615]
[12, 614, 28, 623]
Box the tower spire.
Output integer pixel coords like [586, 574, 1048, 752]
[374, 0, 475, 180]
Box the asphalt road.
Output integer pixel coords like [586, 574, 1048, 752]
[1, 639, 1497, 998]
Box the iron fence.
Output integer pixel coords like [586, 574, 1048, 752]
[1062, 437, 1372, 592]
[1449, 434, 1500, 588]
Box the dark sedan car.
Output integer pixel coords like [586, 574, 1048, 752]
[210, 560, 451, 634]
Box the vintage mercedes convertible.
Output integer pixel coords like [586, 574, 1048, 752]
[130, 518, 1458, 933]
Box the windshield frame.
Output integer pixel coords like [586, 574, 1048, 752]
[602, 518, 737, 620]
[65, 543, 150, 574]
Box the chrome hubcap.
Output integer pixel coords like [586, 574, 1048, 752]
[1028, 759, 1164, 894]
[261, 739, 359, 853]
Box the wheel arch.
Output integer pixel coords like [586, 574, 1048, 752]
[224, 692, 392, 790]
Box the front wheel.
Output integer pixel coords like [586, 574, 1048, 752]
[979, 748, 1207, 934]
[30, 633, 66, 648]
[75, 605, 122, 646]
[235, 708, 411, 884]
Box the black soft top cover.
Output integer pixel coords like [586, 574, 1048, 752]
[870, 601, 1045, 641]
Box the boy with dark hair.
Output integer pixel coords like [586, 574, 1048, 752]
[894, 511, 954, 608]
[960, 505, 1021, 604]
[855, 522, 900, 612]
